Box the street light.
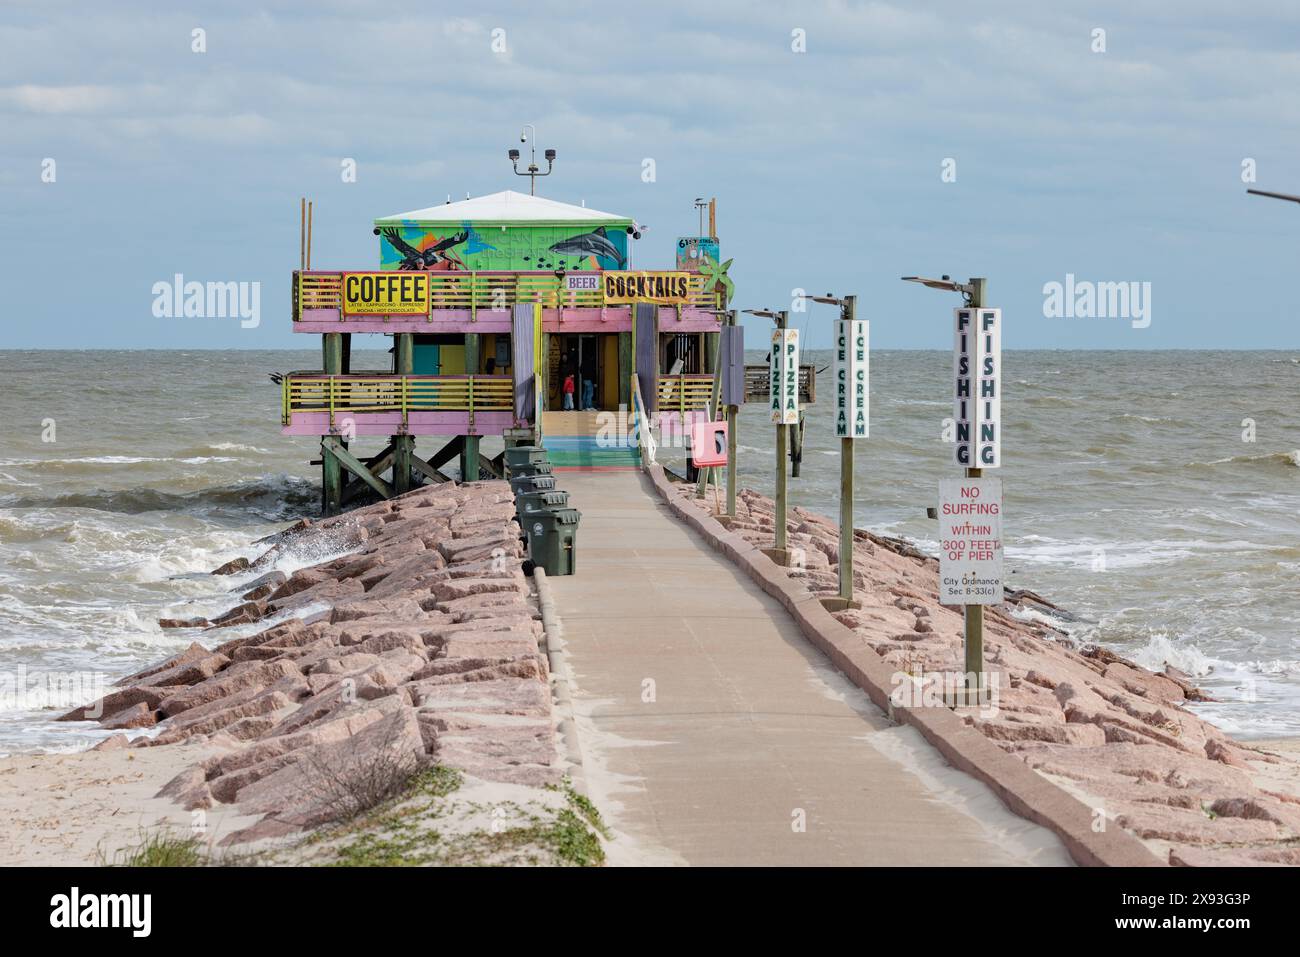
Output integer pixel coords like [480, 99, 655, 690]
[1247, 188, 1300, 205]
[901, 275, 976, 300]
[901, 273, 989, 704]
[805, 292, 860, 604]
[509, 125, 555, 195]
[744, 308, 795, 555]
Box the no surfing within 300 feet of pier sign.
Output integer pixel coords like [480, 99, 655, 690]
[938, 477, 1004, 605]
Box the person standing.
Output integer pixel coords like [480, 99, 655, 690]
[562, 371, 576, 410]
[581, 377, 595, 411]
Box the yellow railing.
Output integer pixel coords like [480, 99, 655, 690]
[656, 374, 715, 415]
[294, 270, 720, 319]
[282, 374, 513, 424]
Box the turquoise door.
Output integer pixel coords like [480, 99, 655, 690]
[412, 343, 441, 374]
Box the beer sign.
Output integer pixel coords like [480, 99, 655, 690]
[341, 272, 430, 317]
[834, 318, 869, 438]
[770, 328, 800, 425]
[953, 307, 1001, 468]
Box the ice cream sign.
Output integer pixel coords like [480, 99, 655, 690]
[834, 318, 868, 438]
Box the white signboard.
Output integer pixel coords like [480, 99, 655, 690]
[834, 318, 869, 438]
[565, 274, 600, 293]
[938, 477, 1004, 605]
[770, 328, 800, 425]
[953, 307, 1001, 468]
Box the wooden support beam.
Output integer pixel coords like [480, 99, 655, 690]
[478, 452, 502, 480]
[410, 454, 452, 485]
[428, 435, 464, 471]
[324, 437, 393, 500]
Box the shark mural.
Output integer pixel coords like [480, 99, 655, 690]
[547, 226, 625, 270]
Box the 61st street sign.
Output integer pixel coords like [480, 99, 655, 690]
[769, 328, 800, 424]
[834, 317, 868, 438]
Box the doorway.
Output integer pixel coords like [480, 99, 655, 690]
[550, 333, 605, 411]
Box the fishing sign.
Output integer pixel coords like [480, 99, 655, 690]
[938, 477, 1004, 605]
[770, 328, 800, 424]
[341, 272, 430, 317]
[953, 307, 1001, 468]
[834, 317, 869, 438]
[602, 271, 692, 305]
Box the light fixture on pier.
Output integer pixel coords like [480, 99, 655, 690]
[901, 274, 977, 304]
[509, 125, 556, 196]
[1248, 187, 1300, 207]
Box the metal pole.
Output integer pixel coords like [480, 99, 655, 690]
[965, 278, 986, 703]
[775, 310, 789, 554]
[839, 295, 857, 602]
[726, 310, 737, 518]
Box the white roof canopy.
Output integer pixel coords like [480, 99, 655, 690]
[376, 189, 629, 224]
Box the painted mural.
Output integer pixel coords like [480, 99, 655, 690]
[377, 222, 629, 272]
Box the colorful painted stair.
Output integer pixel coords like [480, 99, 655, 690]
[540, 411, 640, 470]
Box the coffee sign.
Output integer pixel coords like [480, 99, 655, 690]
[341, 272, 429, 317]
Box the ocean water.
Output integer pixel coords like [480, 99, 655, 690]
[0, 349, 1297, 751]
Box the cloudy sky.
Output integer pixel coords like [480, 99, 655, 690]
[3, 0, 1298, 349]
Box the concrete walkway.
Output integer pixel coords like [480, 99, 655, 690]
[546, 470, 1071, 866]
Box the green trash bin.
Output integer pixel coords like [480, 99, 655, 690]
[517, 488, 571, 518]
[509, 460, 554, 479]
[509, 473, 557, 497]
[525, 507, 581, 576]
[504, 445, 549, 471]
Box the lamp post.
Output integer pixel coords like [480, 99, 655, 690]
[509, 125, 556, 195]
[901, 274, 990, 703]
[1247, 188, 1300, 205]
[809, 293, 863, 604]
[745, 308, 792, 554]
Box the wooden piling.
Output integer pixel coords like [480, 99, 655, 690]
[462, 333, 481, 481]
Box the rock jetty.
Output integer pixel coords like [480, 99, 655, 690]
[63, 480, 561, 847]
